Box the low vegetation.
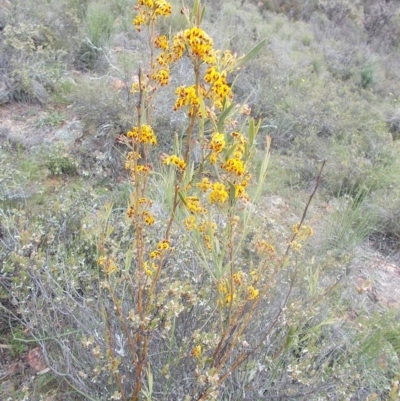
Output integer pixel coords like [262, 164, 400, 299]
[1, 0, 400, 400]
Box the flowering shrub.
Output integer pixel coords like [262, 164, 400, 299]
[90, 1, 321, 400]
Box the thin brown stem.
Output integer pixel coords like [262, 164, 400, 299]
[205, 160, 326, 396]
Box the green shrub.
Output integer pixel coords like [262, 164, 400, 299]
[75, 2, 114, 70]
[45, 145, 79, 176]
[1, 22, 67, 103]
[8, 325, 28, 358]
[361, 64, 375, 89]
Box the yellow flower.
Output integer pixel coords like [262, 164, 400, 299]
[97, 256, 106, 265]
[209, 132, 225, 154]
[126, 151, 141, 161]
[218, 280, 228, 294]
[143, 211, 155, 225]
[127, 205, 134, 218]
[210, 153, 218, 164]
[211, 76, 231, 101]
[255, 241, 275, 256]
[234, 184, 247, 198]
[196, 177, 212, 192]
[231, 131, 246, 144]
[221, 158, 245, 176]
[132, 165, 151, 175]
[220, 49, 237, 68]
[198, 221, 217, 233]
[290, 241, 302, 252]
[184, 196, 206, 214]
[209, 182, 228, 204]
[139, 197, 153, 206]
[233, 150, 243, 159]
[183, 215, 197, 230]
[130, 82, 140, 93]
[98, 257, 118, 275]
[173, 85, 202, 111]
[127, 125, 157, 145]
[204, 66, 221, 83]
[225, 292, 236, 304]
[233, 271, 243, 286]
[191, 345, 202, 358]
[156, 51, 172, 66]
[157, 240, 170, 251]
[248, 286, 259, 300]
[150, 250, 161, 259]
[183, 27, 215, 63]
[154, 0, 172, 16]
[154, 35, 168, 50]
[133, 10, 147, 31]
[163, 154, 186, 171]
[151, 68, 170, 86]
[143, 262, 155, 277]
[292, 224, 314, 240]
[203, 234, 212, 250]
[171, 32, 185, 61]
[139, 0, 154, 6]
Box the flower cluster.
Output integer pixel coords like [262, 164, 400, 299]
[185, 196, 206, 214]
[221, 158, 245, 176]
[127, 125, 157, 145]
[124, 151, 141, 171]
[130, 79, 146, 94]
[204, 66, 231, 107]
[217, 270, 260, 306]
[235, 181, 248, 199]
[209, 132, 225, 154]
[217, 49, 238, 70]
[196, 177, 212, 192]
[143, 210, 156, 225]
[97, 256, 118, 275]
[248, 286, 259, 300]
[289, 224, 314, 252]
[163, 154, 186, 171]
[133, 0, 172, 31]
[292, 224, 314, 240]
[154, 35, 168, 50]
[173, 85, 208, 116]
[181, 27, 216, 64]
[232, 271, 243, 286]
[157, 239, 170, 251]
[209, 182, 229, 204]
[191, 345, 202, 358]
[143, 261, 157, 277]
[255, 240, 275, 257]
[183, 215, 197, 230]
[198, 220, 217, 250]
[151, 68, 169, 86]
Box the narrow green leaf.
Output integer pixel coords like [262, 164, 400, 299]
[254, 135, 271, 203]
[255, 118, 262, 138]
[224, 143, 237, 160]
[283, 326, 297, 353]
[228, 181, 236, 204]
[178, 191, 186, 206]
[235, 39, 266, 69]
[248, 118, 255, 148]
[199, 94, 206, 128]
[148, 367, 153, 392]
[192, 0, 199, 19]
[200, 5, 206, 23]
[217, 102, 235, 132]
